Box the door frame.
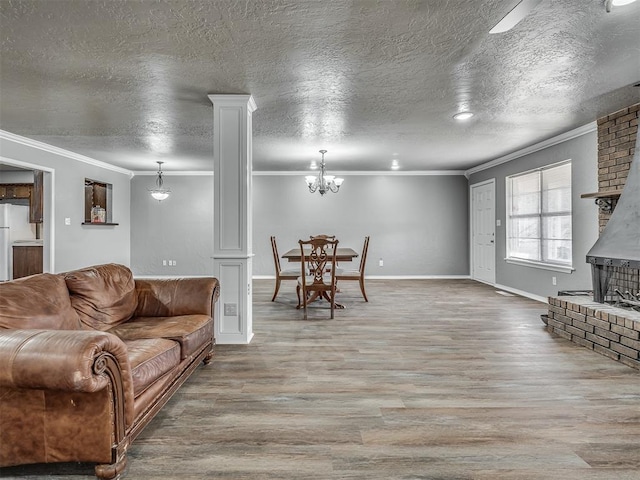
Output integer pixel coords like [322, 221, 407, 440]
[469, 178, 496, 285]
[0, 156, 55, 274]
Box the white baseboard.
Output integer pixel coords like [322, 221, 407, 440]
[493, 283, 547, 303]
[253, 275, 471, 280]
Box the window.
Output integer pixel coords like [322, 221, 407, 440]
[506, 161, 572, 268]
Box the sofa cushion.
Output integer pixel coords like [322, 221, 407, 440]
[64, 264, 138, 331]
[0, 273, 81, 330]
[125, 338, 181, 398]
[109, 315, 212, 360]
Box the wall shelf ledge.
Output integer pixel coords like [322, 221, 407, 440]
[581, 189, 623, 213]
[81, 222, 119, 226]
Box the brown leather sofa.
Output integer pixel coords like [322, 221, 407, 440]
[0, 263, 220, 479]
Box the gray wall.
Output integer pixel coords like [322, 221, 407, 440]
[0, 170, 34, 183]
[468, 130, 599, 298]
[129, 173, 470, 278]
[0, 136, 131, 272]
[130, 174, 214, 276]
[252, 174, 470, 277]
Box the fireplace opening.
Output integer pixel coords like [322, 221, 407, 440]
[590, 263, 640, 310]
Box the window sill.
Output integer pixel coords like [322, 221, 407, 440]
[505, 258, 574, 273]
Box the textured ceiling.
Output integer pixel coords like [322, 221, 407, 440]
[0, 0, 639, 173]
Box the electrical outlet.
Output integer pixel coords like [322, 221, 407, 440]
[224, 303, 238, 316]
[64, 217, 71, 226]
[379, 259, 384, 267]
[162, 260, 167, 266]
[552, 276, 557, 286]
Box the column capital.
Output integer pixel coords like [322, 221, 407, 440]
[208, 94, 257, 113]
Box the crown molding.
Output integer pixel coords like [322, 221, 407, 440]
[0, 130, 134, 177]
[253, 170, 466, 176]
[133, 171, 214, 176]
[464, 121, 597, 178]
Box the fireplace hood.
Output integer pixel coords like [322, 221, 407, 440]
[587, 145, 640, 269]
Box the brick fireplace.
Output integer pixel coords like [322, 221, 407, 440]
[546, 103, 640, 370]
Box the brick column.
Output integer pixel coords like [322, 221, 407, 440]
[596, 103, 639, 231]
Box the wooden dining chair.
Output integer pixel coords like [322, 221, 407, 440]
[310, 234, 338, 271]
[270, 236, 299, 301]
[296, 237, 339, 319]
[336, 235, 370, 302]
[310, 234, 336, 240]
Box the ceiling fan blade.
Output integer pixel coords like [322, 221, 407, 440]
[489, 0, 542, 34]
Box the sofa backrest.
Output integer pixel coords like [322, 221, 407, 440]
[64, 263, 138, 331]
[0, 273, 82, 330]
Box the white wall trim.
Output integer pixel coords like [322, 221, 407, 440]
[493, 282, 548, 303]
[505, 258, 575, 274]
[0, 130, 134, 177]
[464, 122, 597, 178]
[128, 170, 468, 177]
[0, 155, 56, 274]
[474, 278, 547, 303]
[132, 171, 214, 176]
[253, 275, 471, 280]
[253, 170, 467, 176]
[134, 274, 215, 279]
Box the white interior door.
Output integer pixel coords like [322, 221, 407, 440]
[471, 179, 496, 284]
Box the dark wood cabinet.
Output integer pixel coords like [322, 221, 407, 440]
[0, 183, 31, 200]
[0, 180, 43, 224]
[30, 171, 44, 223]
[13, 245, 43, 279]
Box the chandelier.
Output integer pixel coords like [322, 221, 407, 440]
[305, 150, 344, 196]
[149, 161, 171, 201]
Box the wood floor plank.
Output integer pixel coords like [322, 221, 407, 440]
[3, 279, 640, 479]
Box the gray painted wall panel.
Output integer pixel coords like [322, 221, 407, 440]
[468, 131, 598, 298]
[129, 173, 469, 278]
[130, 175, 214, 275]
[252, 174, 470, 277]
[0, 170, 34, 183]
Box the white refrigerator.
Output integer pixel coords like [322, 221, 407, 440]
[0, 204, 10, 281]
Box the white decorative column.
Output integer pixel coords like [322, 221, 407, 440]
[208, 94, 256, 344]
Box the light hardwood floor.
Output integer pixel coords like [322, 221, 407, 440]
[4, 279, 640, 479]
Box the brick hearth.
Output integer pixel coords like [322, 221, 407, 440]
[548, 296, 640, 370]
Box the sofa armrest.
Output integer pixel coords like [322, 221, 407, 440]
[134, 277, 220, 317]
[0, 329, 132, 393]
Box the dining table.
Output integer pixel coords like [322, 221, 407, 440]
[281, 247, 359, 263]
[281, 246, 359, 309]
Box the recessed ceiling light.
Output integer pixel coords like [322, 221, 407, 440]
[453, 112, 474, 121]
[606, 0, 637, 11]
